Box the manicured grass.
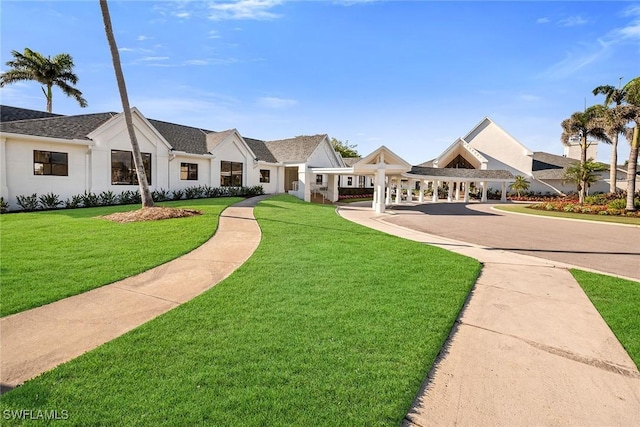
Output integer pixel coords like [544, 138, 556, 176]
[0, 198, 241, 317]
[0, 195, 481, 425]
[571, 270, 640, 369]
[495, 204, 640, 226]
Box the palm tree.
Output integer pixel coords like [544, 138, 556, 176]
[99, 0, 154, 208]
[0, 48, 88, 113]
[560, 105, 610, 203]
[509, 175, 530, 197]
[622, 77, 640, 211]
[562, 159, 607, 196]
[593, 81, 629, 192]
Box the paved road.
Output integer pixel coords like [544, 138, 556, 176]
[383, 201, 640, 282]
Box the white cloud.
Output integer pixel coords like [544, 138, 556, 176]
[119, 47, 135, 52]
[185, 59, 209, 66]
[558, 15, 588, 27]
[208, 0, 283, 21]
[257, 96, 298, 109]
[208, 30, 221, 39]
[536, 17, 550, 24]
[137, 35, 152, 41]
[139, 56, 170, 62]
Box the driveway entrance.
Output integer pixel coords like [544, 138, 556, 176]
[384, 202, 640, 281]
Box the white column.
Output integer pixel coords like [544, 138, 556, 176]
[394, 178, 401, 204]
[418, 180, 425, 203]
[481, 181, 488, 202]
[0, 137, 8, 204]
[385, 178, 392, 204]
[447, 181, 453, 202]
[455, 182, 460, 201]
[501, 182, 507, 202]
[464, 182, 470, 203]
[432, 180, 439, 202]
[406, 179, 413, 202]
[374, 168, 386, 213]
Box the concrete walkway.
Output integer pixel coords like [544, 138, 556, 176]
[0, 196, 266, 392]
[337, 204, 640, 426]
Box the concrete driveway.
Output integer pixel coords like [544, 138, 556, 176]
[384, 201, 640, 282]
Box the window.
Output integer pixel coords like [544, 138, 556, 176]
[347, 177, 353, 186]
[111, 150, 152, 185]
[260, 169, 270, 183]
[221, 161, 243, 186]
[316, 174, 323, 184]
[34, 150, 68, 176]
[181, 163, 198, 180]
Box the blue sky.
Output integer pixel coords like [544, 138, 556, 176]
[1, 1, 639, 165]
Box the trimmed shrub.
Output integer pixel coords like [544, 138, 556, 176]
[16, 194, 39, 212]
[0, 197, 9, 214]
[38, 192, 63, 210]
[171, 189, 184, 201]
[82, 191, 100, 208]
[99, 191, 118, 206]
[152, 188, 171, 202]
[64, 194, 83, 209]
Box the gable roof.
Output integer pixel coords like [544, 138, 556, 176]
[245, 137, 279, 163]
[148, 119, 211, 154]
[531, 152, 578, 180]
[264, 134, 327, 163]
[409, 166, 514, 180]
[342, 157, 361, 167]
[464, 116, 533, 156]
[0, 112, 116, 140]
[0, 106, 336, 165]
[0, 105, 62, 122]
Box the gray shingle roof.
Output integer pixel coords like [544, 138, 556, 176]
[416, 159, 435, 167]
[531, 152, 578, 180]
[342, 157, 361, 167]
[264, 134, 327, 163]
[409, 166, 514, 180]
[0, 106, 329, 165]
[148, 119, 211, 154]
[0, 105, 62, 122]
[245, 137, 279, 163]
[0, 112, 115, 140]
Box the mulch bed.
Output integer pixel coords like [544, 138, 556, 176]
[100, 207, 203, 223]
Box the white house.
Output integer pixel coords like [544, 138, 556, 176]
[0, 105, 345, 210]
[2, 106, 633, 213]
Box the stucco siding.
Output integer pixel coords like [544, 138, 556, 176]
[467, 121, 533, 175]
[4, 137, 89, 209]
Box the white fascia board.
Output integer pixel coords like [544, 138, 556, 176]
[256, 160, 283, 166]
[1, 132, 93, 147]
[309, 167, 354, 174]
[171, 150, 215, 159]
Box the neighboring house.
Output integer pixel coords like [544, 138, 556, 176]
[0, 105, 344, 210]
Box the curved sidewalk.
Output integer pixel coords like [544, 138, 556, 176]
[0, 196, 266, 392]
[337, 204, 640, 427]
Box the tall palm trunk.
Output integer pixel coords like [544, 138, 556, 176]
[99, 0, 154, 208]
[626, 126, 639, 212]
[609, 133, 618, 193]
[579, 137, 587, 204]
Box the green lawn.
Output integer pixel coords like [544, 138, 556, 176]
[0, 195, 481, 426]
[571, 270, 640, 369]
[0, 198, 241, 317]
[495, 204, 640, 226]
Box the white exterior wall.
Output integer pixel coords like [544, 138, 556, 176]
[466, 120, 533, 176]
[170, 155, 213, 191]
[564, 142, 598, 161]
[3, 137, 90, 209]
[252, 164, 280, 194]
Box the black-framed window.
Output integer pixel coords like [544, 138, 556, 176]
[347, 177, 353, 186]
[181, 163, 198, 180]
[316, 174, 323, 184]
[34, 150, 68, 176]
[111, 150, 152, 185]
[221, 161, 243, 186]
[260, 169, 270, 183]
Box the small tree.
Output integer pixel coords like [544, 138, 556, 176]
[331, 138, 359, 158]
[562, 159, 607, 200]
[509, 175, 530, 197]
